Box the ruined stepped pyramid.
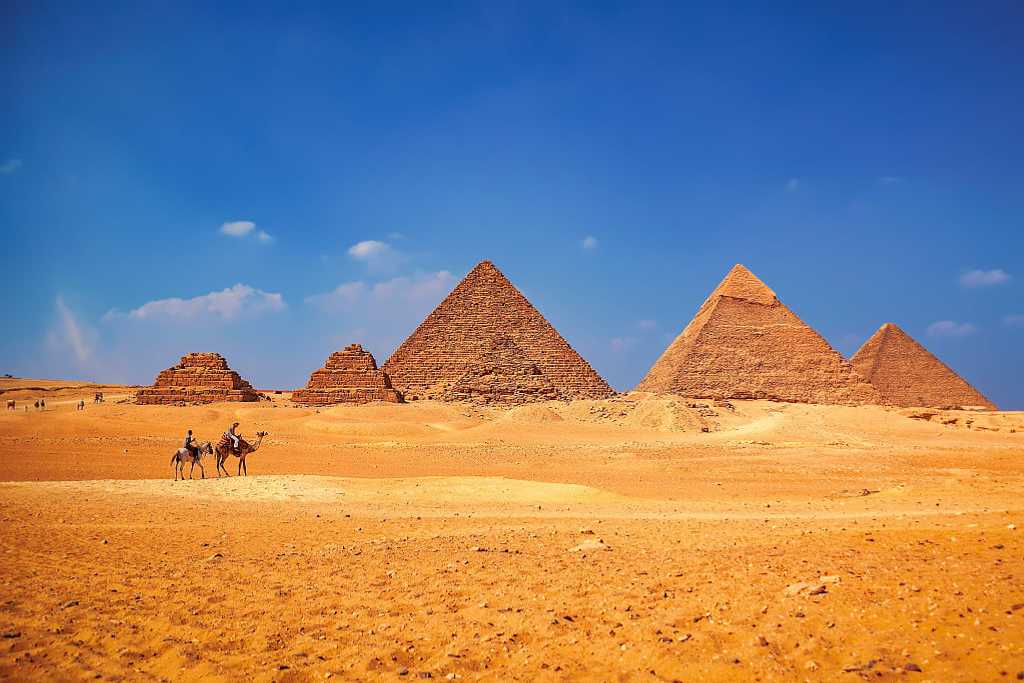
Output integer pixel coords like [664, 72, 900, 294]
[292, 344, 403, 405]
[136, 352, 259, 404]
[850, 323, 996, 409]
[383, 260, 612, 401]
[636, 264, 880, 405]
[441, 335, 562, 405]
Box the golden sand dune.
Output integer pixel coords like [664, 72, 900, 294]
[1, 385, 1022, 680]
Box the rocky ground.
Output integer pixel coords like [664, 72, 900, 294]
[0, 380, 1022, 681]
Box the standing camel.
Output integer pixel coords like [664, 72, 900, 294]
[171, 441, 214, 481]
[5, 400, 13, 411]
[215, 431, 268, 477]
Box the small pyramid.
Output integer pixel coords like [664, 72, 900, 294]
[636, 265, 879, 404]
[292, 344, 403, 405]
[136, 352, 259, 404]
[442, 335, 562, 404]
[384, 260, 612, 400]
[850, 323, 996, 409]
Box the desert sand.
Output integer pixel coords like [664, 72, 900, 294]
[1, 379, 1022, 681]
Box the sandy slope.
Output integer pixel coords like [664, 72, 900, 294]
[0, 384, 1022, 680]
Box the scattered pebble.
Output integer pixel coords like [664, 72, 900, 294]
[568, 539, 611, 553]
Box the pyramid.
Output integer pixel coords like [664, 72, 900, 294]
[136, 352, 259, 404]
[292, 343, 403, 405]
[850, 323, 996, 409]
[635, 264, 879, 405]
[441, 335, 562, 404]
[383, 260, 612, 401]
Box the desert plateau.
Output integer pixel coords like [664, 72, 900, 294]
[1, 377, 1022, 681]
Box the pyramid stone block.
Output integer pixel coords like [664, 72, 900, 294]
[292, 344, 403, 405]
[383, 260, 612, 401]
[850, 323, 996, 409]
[441, 335, 562, 404]
[136, 352, 259, 404]
[636, 264, 879, 405]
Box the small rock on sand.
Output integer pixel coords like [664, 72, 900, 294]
[783, 582, 827, 597]
[568, 538, 611, 553]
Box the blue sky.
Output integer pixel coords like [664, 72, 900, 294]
[2, 2, 1022, 408]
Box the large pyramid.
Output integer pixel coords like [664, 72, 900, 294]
[136, 352, 259, 404]
[850, 323, 996, 409]
[635, 264, 879, 405]
[440, 335, 562, 405]
[383, 260, 612, 401]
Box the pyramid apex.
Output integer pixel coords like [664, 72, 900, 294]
[709, 264, 777, 305]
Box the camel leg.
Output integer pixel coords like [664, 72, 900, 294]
[189, 461, 195, 479]
[199, 462, 205, 479]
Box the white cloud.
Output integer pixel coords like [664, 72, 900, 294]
[637, 319, 657, 331]
[609, 336, 636, 353]
[257, 230, 273, 244]
[0, 158, 22, 174]
[960, 269, 1010, 288]
[926, 320, 977, 338]
[786, 178, 801, 191]
[582, 235, 598, 250]
[48, 296, 95, 363]
[1004, 314, 1024, 327]
[106, 284, 286, 322]
[348, 240, 390, 259]
[347, 239, 404, 272]
[307, 271, 455, 314]
[221, 220, 256, 237]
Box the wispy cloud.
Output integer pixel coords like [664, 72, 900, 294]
[256, 230, 273, 244]
[582, 235, 598, 250]
[48, 296, 95, 363]
[347, 239, 403, 272]
[960, 268, 1011, 288]
[0, 158, 22, 174]
[1004, 314, 1024, 327]
[221, 220, 255, 237]
[307, 271, 454, 315]
[609, 336, 636, 353]
[926, 320, 977, 338]
[786, 178, 801, 191]
[106, 284, 286, 322]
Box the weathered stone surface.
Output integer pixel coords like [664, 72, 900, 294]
[441, 335, 561, 405]
[136, 352, 258, 404]
[850, 323, 996, 409]
[292, 344, 403, 405]
[636, 264, 879, 405]
[384, 261, 612, 401]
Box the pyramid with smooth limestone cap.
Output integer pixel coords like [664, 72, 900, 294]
[636, 264, 879, 404]
[850, 323, 996, 409]
[383, 260, 612, 402]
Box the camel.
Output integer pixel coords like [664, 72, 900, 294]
[171, 441, 214, 481]
[215, 431, 268, 477]
[5, 400, 13, 411]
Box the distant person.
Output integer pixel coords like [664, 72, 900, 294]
[40, 398, 45, 410]
[184, 429, 198, 460]
[224, 422, 241, 452]
[34, 400, 39, 411]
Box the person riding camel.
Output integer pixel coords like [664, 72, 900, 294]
[184, 429, 198, 460]
[224, 422, 241, 453]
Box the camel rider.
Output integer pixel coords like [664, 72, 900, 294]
[225, 422, 241, 453]
[184, 429, 198, 459]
